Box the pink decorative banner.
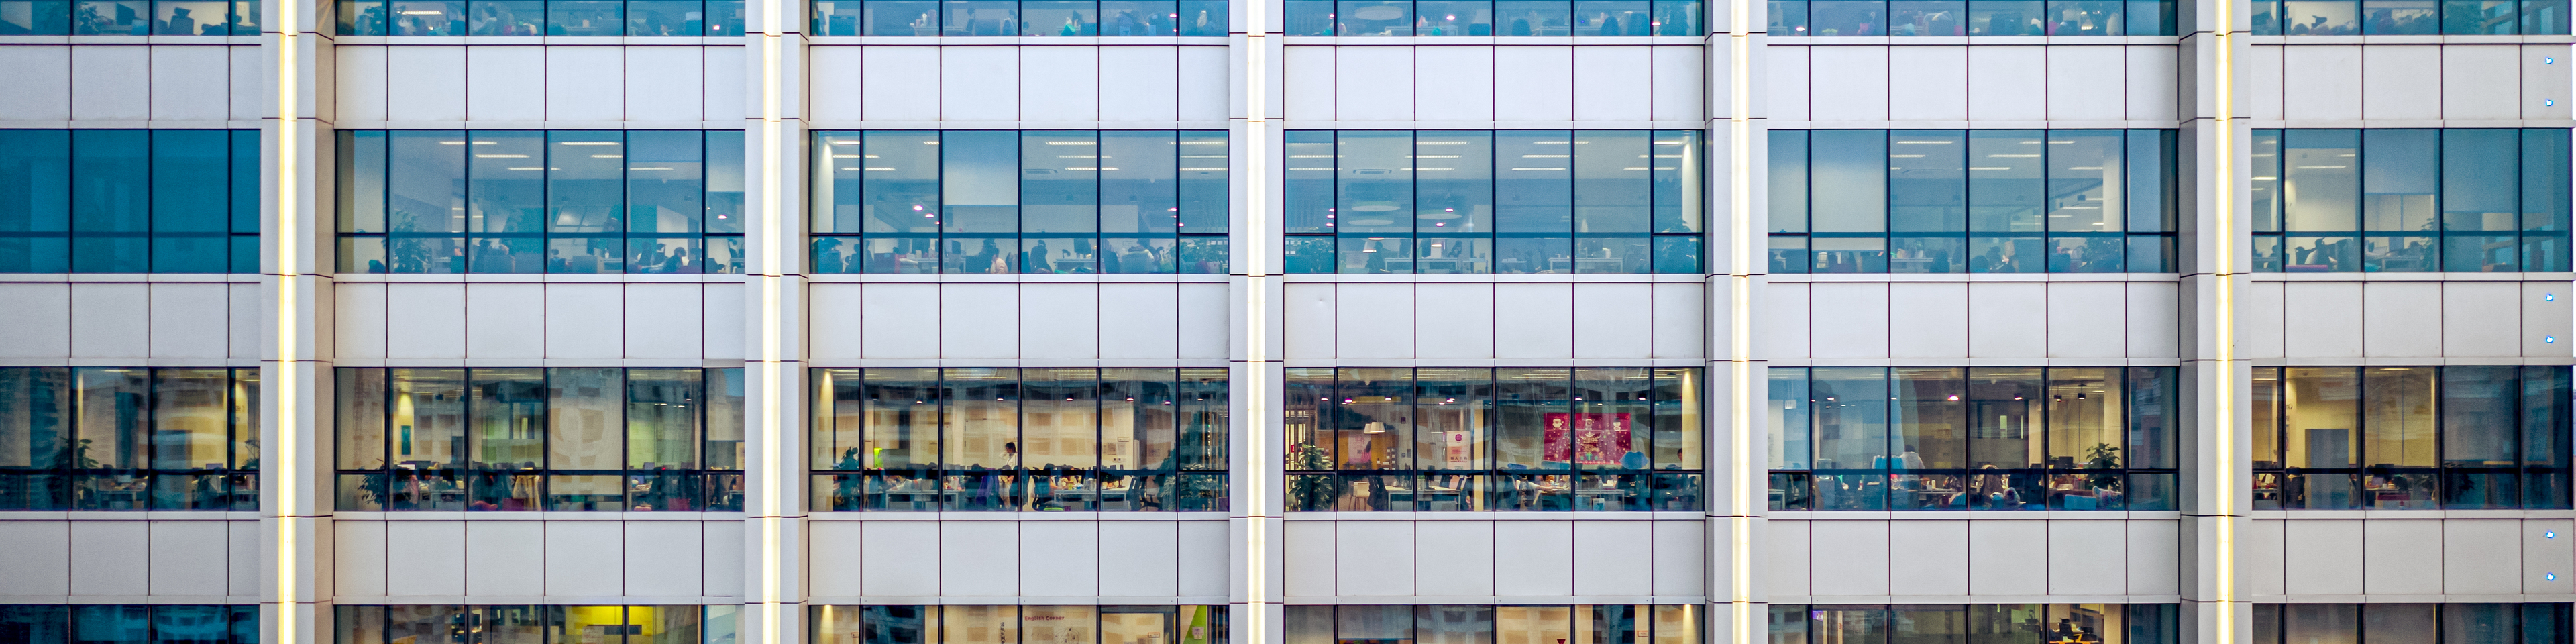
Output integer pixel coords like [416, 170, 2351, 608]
[1543, 413, 1632, 465]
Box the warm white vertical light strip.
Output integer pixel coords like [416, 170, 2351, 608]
[271, 0, 302, 639]
[1725, 0, 1756, 640]
[1241, 5, 1271, 642]
[757, 0, 788, 641]
[2210, 0, 2238, 639]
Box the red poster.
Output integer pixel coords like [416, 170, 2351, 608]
[1543, 413, 1633, 465]
[1542, 413, 1574, 462]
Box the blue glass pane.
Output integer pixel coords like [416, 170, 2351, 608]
[0, 605, 69, 644]
[230, 130, 259, 235]
[1495, 0, 1566, 32]
[1650, 0, 1697, 32]
[705, 0, 743, 31]
[547, 0, 621, 32]
[378, 0, 455, 32]
[627, 0, 700, 33]
[1284, 0, 1333, 32]
[1968, 0, 2042, 32]
[0, 130, 71, 272]
[468, 0, 541, 33]
[72, 130, 150, 273]
[76, 0, 150, 32]
[3, 0, 76, 33]
[151, 606, 228, 644]
[72, 605, 149, 644]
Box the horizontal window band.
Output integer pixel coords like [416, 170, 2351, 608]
[1777, 468, 2182, 474]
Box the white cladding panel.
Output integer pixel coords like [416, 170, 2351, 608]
[69, 521, 150, 596]
[1886, 519, 1968, 597]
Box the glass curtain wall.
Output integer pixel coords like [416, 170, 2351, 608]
[1768, 129, 2178, 274]
[1768, 605, 2178, 644]
[1283, 130, 1704, 274]
[337, 606, 737, 644]
[1283, 0, 1702, 34]
[0, 605, 262, 644]
[811, 131, 1230, 275]
[2251, 0, 2566, 32]
[819, 605, 1231, 644]
[335, 0, 744, 34]
[810, 0, 1227, 34]
[2249, 366, 2573, 510]
[1766, 0, 2174, 34]
[2252, 129, 2572, 272]
[811, 368, 1230, 511]
[814, 606, 1226, 644]
[333, 368, 747, 511]
[1286, 604, 1699, 644]
[0, 0, 259, 33]
[0, 129, 262, 273]
[2250, 604, 2572, 644]
[1766, 366, 2180, 511]
[337, 130, 747, 274]
[0, 367, 260, 511]
[1283, 368, 1704, 511]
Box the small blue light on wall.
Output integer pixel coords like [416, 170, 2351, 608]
[2550, 573, 2559, 581]
[2549, 336, 2559, 344]
[2551, 293, 2559, 301]
[2549, 531, 2559, 538]
[2550, 99, 2559, 107]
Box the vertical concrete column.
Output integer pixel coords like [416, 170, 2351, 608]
[744, 0, 812, 640]
[1230, 0, 1287, 641]
[2178, 0, 2252, 636]
[1711, 0, 1768, 641]
[262, 0, 339, 637]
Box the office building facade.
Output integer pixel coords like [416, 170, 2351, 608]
[0, 2, 2571, 644]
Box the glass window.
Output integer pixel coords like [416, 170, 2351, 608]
[2255, 0, 2565, 30]
[0, 605, 259, 644]
[812, 130, 1228, 275]
[1282, 0, 1698, 33]
[1284, 130, 1701, 274]
[814, 0, 1223, 34]
[2252, 366, 2572, 510]
[1770, 366, 2177, 511]
[2255, 129, 2571, 272]
[0, 130, 260, 273]
[337, 130, 745, 274]
[812, 367, 1228, 512]
[1774, 0, 2169, 32]
[1769, 129, 2178, 274]
[338, 606, 734, 644]
[0, 367, 258, 511]
[337, 0, 739, 33]
[1293, 606, 1687, 644]
[334, 367, 745, 511]
[1283, 367, 1701, 512]
[19, 0, 260, 32]
[2241, 605, 2569, 644]
[1774, 605, 2174, 644]
[806, 606, 1223, 644]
